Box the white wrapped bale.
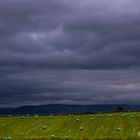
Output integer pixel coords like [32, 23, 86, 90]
[89, 117, 93, 120]
[79, 127, 84, 131]
[42, 125, 47, 129]
[50, 134, 56, 140]
[48, 116, 52, 119]
[64, 136, 69, 140]
[34, 114, 39, 119]
[7, 137, 12, 140]
[3, 136, 12, 140]
[76, 118, 80, 122]
[116, 128, 121, 131]
[130, 115, 134, 118]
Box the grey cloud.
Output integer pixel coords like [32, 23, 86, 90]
[1, 67, 140, 107]
[0, 0, 140, 106]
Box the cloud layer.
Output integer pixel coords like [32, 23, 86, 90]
[0, 0, 140, 107]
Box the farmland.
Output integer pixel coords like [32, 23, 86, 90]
[0, 112, 140, 140]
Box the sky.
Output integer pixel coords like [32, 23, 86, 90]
[0, 0, 140, 107]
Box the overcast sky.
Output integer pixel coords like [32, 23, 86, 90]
[0, 0, 140, 107]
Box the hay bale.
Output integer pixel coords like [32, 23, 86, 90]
[116, 128, 121, 131]
[64, 136, 69, 140]
[42, 125, 47, 129]
[48, 116, 52, 119]
[97, 114, 103, 117]
[34, 114, 39, 119]
[130, 115, 134, 118]
[3, 136, 12, 140]
[76, 118, 80, 122]
[79, 127, 84, 131]
[89, 117, 93, 120]
[50, 134, 56, 139]
[7, 137, 12, 140]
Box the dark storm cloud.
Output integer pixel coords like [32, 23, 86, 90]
[0, 0, 140, 69]
[0, 0, 140, 106]
[1, 68, 140, 107]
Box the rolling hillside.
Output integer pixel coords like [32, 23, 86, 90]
[1, 104, 140, 115]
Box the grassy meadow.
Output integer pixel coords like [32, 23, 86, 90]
[0, 112, 140, 140]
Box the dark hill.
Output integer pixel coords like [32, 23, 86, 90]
[0, 104, 140, 115]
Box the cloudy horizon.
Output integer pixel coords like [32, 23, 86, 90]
[0, 0, 140, 107]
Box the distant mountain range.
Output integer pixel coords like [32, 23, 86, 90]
[0, 104, 140, 115]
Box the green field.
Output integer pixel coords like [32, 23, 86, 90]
[0, 112, 140, 140]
